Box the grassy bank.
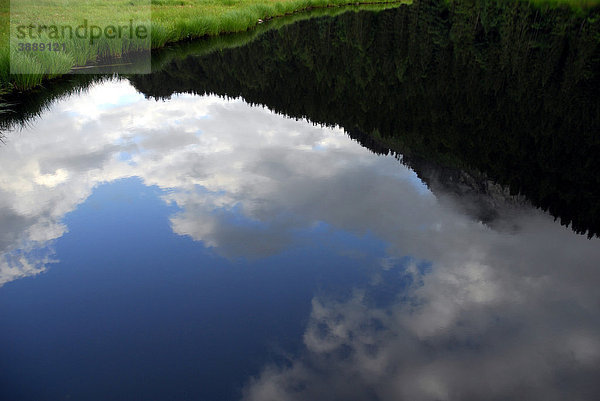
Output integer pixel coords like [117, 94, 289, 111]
[0, 3, 401, 131]
[0, 0, 598, 93]
[0, 0, 408, 92]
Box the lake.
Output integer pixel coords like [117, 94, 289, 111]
[1, 1, 600, 400]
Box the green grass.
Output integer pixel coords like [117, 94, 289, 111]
[0, 4, 402, 130]
[0, 0, 597, 93]
[149, 2, 405, 72]
[0, 0, 409, 92]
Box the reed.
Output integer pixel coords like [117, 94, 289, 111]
[0, 0, 596, 93]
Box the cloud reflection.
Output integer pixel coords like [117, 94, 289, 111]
[1, 79, 599, 400]
[0, 78, 423, 282]
[242, 202, 600, 400]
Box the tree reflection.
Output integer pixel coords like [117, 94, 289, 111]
[130, 0, 600, 237]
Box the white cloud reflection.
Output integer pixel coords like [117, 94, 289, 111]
[0, 78, 423, 283]
[0, 78, 599, 399]
[244, 223, 600, 401]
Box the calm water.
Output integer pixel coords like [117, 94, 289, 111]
[1, 1, 600, 400]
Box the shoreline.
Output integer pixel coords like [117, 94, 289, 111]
[0, 0, 407, 95]
[1, 0, 596, 97]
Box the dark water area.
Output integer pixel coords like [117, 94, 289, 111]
[1, 1, 600, 400]
[131, 0, 600, 237]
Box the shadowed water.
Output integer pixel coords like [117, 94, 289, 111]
[1, 1, 599, 400]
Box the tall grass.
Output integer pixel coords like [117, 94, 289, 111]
[0, 3, 399, 132]
[149, 2, 403, 72]
[149, 0, 414, 47]
[0, 0, 597, 94]
[0, 0, 407, 92]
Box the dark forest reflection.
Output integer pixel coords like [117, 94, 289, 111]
[127, 0, 600, 237]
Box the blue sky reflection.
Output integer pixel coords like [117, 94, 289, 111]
[0, 79, 598, 400]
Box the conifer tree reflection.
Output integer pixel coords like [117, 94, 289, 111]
[131, 0, 600, 237]
[2, 0, 598, 237]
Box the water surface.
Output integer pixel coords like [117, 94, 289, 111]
[1, 1, 600, 400]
